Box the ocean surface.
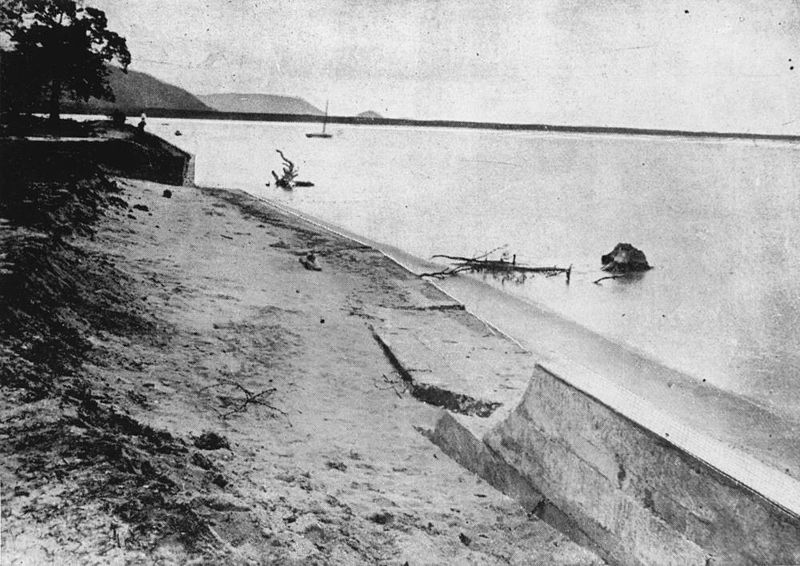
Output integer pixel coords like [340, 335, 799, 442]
[147, 118, 800, 418]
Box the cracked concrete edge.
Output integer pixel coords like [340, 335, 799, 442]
[369, 326, 503, 418]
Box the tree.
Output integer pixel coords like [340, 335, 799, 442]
[0, 0, 130, 123]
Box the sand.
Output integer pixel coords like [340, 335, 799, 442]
[1, 178, 602, 564]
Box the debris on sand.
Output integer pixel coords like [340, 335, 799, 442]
[326, 460, 347, 472]
[367, 510, 394, 525]
[194, 431, 231, 450]
[191, 451, 215, 469]
[300, 252, 322, 271]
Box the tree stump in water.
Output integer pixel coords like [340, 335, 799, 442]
[601, 243, 651, 272]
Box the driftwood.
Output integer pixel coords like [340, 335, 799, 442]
[373, 373, 408, 398]
[593, 274, 625, 285]
[200, 378, 285, 419]
[271, 149, 298, 189]
[421, 252, 572, 284]
[271, 149, 315, 189]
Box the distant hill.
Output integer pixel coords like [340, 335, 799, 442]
[356, 110, 383, 119]
[198, 94, 323, 115]
[64, 66, 213, 113]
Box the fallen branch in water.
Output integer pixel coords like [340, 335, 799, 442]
[418, 264, 473, 279]
[470, 244, 508, 261]
[422, 252, 572, 283]
[272, 149, 299, 189]
[593, 275, 625, 285]
[271, 150, 315, 189]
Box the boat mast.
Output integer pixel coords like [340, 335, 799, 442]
[322, 100, 329, 134]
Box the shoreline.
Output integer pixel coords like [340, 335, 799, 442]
[257, 191, 800, 493]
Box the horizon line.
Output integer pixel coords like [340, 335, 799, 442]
[65, 106, 800, 143]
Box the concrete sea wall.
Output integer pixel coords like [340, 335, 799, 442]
[470, 365, 800, 565]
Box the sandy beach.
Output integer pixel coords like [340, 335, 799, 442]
[0, 176, 602, 565]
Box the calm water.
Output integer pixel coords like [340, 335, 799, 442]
[149, 118, 800, 417]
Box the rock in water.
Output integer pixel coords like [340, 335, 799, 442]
[601, 243, 651, 272]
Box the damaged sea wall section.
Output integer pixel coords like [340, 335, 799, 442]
[484, 365, 800, 565]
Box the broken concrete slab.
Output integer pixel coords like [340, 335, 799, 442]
[371, 307, 535, 430]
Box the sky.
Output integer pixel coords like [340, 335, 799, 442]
[88, 0, 800, 133]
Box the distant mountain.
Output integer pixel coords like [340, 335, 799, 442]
[356, 110, 383, 119]
[198, 94, 324, 115]
[65, 66, 213, 113]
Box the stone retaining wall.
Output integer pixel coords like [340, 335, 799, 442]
[1, 133, 194, 186]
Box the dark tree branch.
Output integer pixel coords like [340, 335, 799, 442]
[200, 378, 285, 419]
[424, 252, 571, 283]
[593, 275, 625, 285]
[272, 149, 299, 189]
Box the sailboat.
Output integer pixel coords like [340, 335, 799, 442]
[306, 101, 333, 138]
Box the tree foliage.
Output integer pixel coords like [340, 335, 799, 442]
[0, 0, 130, 121]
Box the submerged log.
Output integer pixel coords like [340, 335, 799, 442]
[601, 243, 651, 273]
